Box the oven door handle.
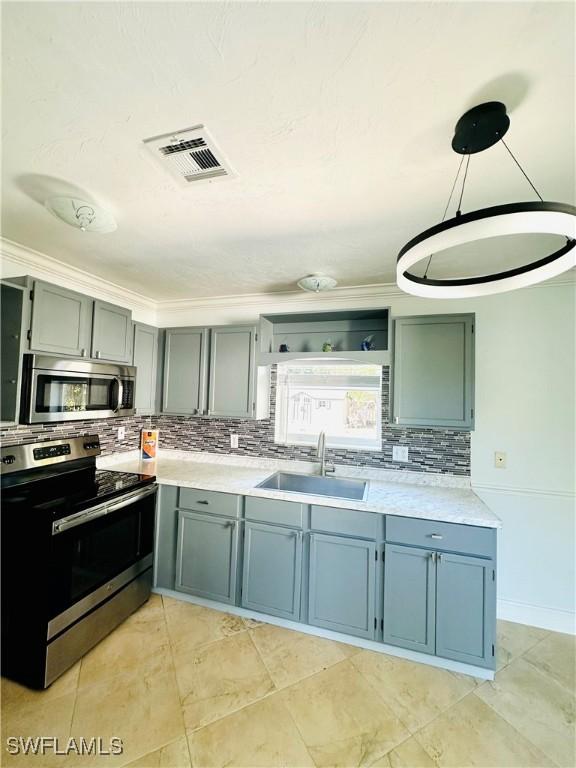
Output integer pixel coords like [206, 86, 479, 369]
[112, 377, 124, 413]
[106, 485, 157, 514]
[52, 485, 157, 535]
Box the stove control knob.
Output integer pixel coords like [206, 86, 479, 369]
[2, 455, 16, 465]
[84, 441, 99, 450]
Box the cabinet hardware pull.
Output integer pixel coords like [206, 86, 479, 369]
[437, 553, 442, 562]
[430, 552, 437, 563]
[81, 348, 87, 357]
[197, 500, 209, 505]
[430, 534, 443, 539]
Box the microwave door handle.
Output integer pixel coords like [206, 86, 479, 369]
[112, 377, 123, 413]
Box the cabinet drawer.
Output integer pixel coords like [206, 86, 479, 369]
[178, 488, 241, 518]
[245, 497, 304, 528]
[386, 516, 495, 558]
[311, 505, 380, 540]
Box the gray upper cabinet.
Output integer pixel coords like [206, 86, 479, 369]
[383, 544, 436, 654]
[435, 552, 495, 668]
[161, 324, 268, 419]
[162, 328, 209, 415]
[208, 325, 256, 418]
[29, 280, 92, 357]
[175, 509, 239, 604]
[91, 300, 133, 362]
[132, 322, 158, 414]
[393, 314, 474, 429]
[308, 533, 376, 640]
[1, 283, 26, 423]
[241, 521, 302, 620]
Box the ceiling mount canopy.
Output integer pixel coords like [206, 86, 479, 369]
[397, 101, 576, 298]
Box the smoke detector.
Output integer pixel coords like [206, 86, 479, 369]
[143, 125, 234, 186]
[297, 275, 338, 293]
[45, 197, 117, 233]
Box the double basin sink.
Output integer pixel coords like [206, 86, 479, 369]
[256, 471, 369, 502]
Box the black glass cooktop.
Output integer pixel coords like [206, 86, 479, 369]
[1, 463, 156, 522]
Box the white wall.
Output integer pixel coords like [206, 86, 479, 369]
[1, 238, 574, 632]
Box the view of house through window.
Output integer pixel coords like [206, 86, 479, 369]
[275, 362, 382, 450]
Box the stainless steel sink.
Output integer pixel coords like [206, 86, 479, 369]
[256, 471, 369, 502]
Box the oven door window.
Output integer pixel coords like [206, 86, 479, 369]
[49, 492, 155, 617]
[35, 374, 117, 414]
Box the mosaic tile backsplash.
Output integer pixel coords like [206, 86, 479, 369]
[0, 368, 470, 475]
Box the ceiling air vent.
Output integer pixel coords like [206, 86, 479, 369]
[143, 125, 234, 185]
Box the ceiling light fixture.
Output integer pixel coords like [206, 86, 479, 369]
[297, 275, 338, 293]
[396, 102, 576, 298]
[45, 197, 117, 233]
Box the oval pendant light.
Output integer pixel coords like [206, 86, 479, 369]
[396, 102, 576, 298]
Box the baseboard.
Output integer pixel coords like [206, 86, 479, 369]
[498, 598, 575, 635]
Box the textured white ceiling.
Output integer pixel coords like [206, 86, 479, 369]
[1, 1, 574, 300]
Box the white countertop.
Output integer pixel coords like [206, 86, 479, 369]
[98, 450, 501, 528]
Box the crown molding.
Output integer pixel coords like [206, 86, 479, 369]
[1, 237, 574, 325]
[0, 237, 156, 318]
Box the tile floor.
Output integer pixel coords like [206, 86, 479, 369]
[1, 595, 574, 768]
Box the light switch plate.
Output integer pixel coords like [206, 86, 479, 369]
[494, 451, 507, 468]
[230, 434, 239, 449]
[117, 426, 126, 440]
[392, 446, 409, 462]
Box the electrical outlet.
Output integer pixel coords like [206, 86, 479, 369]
[392, 446, 409, 462]
[494, 451, 507, 469]
[117, 426, 126, 441]
[230, 434, 239, 449]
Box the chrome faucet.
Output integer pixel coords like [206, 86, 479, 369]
[316, 431, 335, 477]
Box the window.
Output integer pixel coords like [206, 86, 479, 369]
[275, 362, 382, 451]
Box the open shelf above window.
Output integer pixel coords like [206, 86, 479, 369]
[257, 308, 391, 365]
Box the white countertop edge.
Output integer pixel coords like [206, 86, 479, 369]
[99, 448, 472, 489]
[98, 449, 501, 529]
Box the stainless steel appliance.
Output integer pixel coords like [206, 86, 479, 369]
[20, 354, 136, 423]
[1, 435, 156, 689]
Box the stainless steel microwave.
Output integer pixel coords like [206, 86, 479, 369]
[20, 355, 136, 423]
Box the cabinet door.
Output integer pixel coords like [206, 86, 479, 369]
[393, 314, 474, 428]
[1, 284, 24, 423]
[208, 325, 256, 418]
[91, 300, 133, 362]
[29, 280, 92, 357]
[383, 544, 435, 654]
[133, 322, 158, 414]
[309, 533, 376, 640]
[241, 522, 302, 620]
[162, 328, 209, 415]
[175, 510, 239, 604]
[436, 552, 496, 668]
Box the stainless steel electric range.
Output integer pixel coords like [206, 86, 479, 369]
[0, 434, 157, 689]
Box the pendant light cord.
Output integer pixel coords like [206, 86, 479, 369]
[456, 153, 471, 214]
[423, 153, 466, 278]
[499, 137, 544, 202]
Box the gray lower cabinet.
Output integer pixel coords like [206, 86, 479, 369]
[162, 328, 209, 415]
[383, 544, 436, 654]
[436, 552, 496, 667]
[208, 326, 256, 418]
[393, 314, 474, 429]
[29, 279, 92, 357]
[133, 322, 158, 414]
[91, 300, 133, 362]
[241, 522, 302, 620]
[175, 509, 239, 604]
[383, 542, 495, 668]
[308, 533, 376, 640]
